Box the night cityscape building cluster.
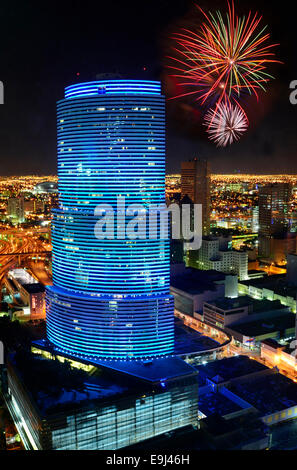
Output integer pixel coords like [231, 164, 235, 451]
[0, 0, 296, 458]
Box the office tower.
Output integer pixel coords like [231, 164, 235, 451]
[269, 234, 297, 266]
[46, 80, 175, 359]
[6, 350, 198, 450]
[7, 196, 25, 223]
[7, 269, 46, 320]
[259, 183, 291, 258]
[181, 158, 211, 236]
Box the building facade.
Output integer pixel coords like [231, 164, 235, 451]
[188, 237, 248, 281]
[259, 183, 291, 259]
[203, 298, 253, 329]
[181, 158, 211, 236]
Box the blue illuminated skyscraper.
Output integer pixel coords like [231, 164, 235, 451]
[46, 80, 175, 359]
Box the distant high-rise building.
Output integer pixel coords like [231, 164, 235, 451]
[259, 183, 291, 258]
[7, 196, 25, 224]
[269, 234, 297, 266]
[34, 181, 58, 194]
[181, 158, 211, 236]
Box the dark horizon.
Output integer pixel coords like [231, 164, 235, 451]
[0, 0, 296, 175]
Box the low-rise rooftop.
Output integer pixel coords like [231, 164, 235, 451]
[196, 356, 268, 384]
[205, 296, 253, 311]
[9, 350, 130, 416]
[261, 338, 283, 350]
[8, 268, 38, 286]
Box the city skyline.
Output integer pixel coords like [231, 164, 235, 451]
[0, 83, 297, 450]
[47, 79, 175, 359]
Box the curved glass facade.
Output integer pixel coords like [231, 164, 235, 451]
[51, 211, 170, 294]
[46, 80, 175, 359]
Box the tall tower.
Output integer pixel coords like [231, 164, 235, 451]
[181, 158, 211, 236]
[46, 80, 175, 360]
[259, 183, 291, 258]
[7, 196, 25, 224]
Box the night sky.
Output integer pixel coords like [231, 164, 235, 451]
[0, 0, 296, 175]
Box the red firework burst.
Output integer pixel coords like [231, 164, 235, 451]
[167, 0, 281, 106]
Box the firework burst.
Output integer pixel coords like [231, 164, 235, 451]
[204, 102, 249, 147]
[168, 0, 280, 106]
